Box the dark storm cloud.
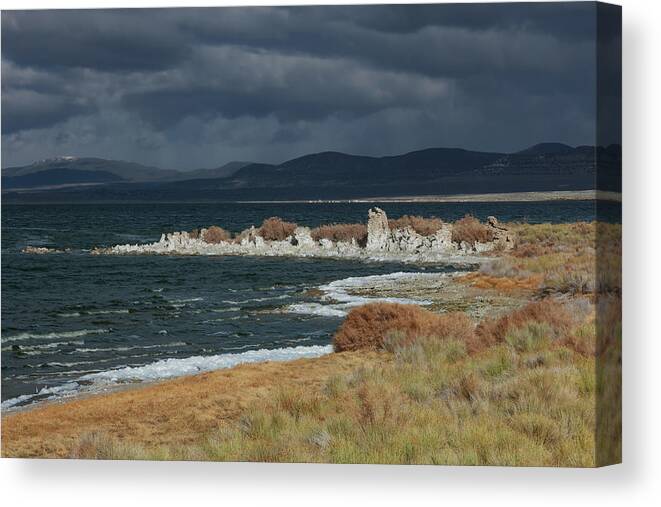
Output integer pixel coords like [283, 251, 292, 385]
[1, 3, 602, 169]
[121, 45, 449, 130]
[1, 9, 190, 71]
[176, 5, 594, 84]
[1, 61, 96, 134]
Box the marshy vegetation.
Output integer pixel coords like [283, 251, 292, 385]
[310, 223, 368, 245]
[458, 221, 622, 297]
[201, 225, 232, 244]
[451, 214, 495, 246]
[68, 288, 620, 466]
[388, 215, 444, 236]
[258, 217, 298, 241]
[185, 212, 502, 249]
[6, 219, 621, 466]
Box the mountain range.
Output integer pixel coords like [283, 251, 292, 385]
[1, 143, 621, 202]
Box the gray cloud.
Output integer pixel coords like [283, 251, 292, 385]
[1, 3, 603, 169]
[121, 46, 450, 129]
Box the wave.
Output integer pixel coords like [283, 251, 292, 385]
[87, 309, 130, 315]
[286, 271, 442, 317]
[168, 297, 204, 304]
[222, 294, 292, 305]
[1, 344, 332, 411]
[58, 309, 130, 317]
[1, 340, 85, 354]
[75, 341, 187, 353]
[2, 328, 111, 344]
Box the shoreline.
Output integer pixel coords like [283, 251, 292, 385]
[236, 190, 620, 204]
[3, 268, 522, 414]
[1, 350, 385, 457]
[2, 189, 621, 205]
[1, 220, 621, 463]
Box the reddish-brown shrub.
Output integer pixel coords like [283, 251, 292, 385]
[451, 215, 494, 246]
[202, 226, 231, 244]
[189, 228, 200, 240]
[333, 302, 474, 352]
[388, 215, 443, 236]
[310, 223, 368, 246]
[470, 299, 573, 353]
[258, 217, 298, 241]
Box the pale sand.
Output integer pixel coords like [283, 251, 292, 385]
[236, 190, 621, 204]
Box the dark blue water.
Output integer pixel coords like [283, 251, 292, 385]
[1, 200, 615, 408]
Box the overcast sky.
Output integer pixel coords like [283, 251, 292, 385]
[2, 3, 602, 169]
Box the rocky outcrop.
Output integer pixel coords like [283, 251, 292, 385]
[366, 207, 390, 251]
[94, 208, 514, 264]
[292, 227, 316, 248]
[21, 246, 68, 254]
[486, 216, 517, 250]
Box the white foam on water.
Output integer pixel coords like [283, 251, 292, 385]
[80, 344, 331, 384]
[2, 328, 111, 343]
[1, 340, 86, 356]
[58, 309, 129, 317]
[168, 297, 204, 304]
[1, 344, 332, 411]
[75, 342, 187, 353]
[286, 271, 444, 317]
[87, 309, 130, 315]
[210, 307, 241, 313]
[287, 303, 349, 318]
[222, 294, 292, 305]
[1, 382, 81, 410]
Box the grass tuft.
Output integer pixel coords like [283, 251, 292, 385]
[310, 223, 367, 245]
[202, 226, 232, 244]
[258, 217, 298, 241]
[451, 215, 494, 246]
[389, 215, 443, 236]
[333, 302, 474, 352]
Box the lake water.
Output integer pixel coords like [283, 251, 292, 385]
[1, 200, 618, 409]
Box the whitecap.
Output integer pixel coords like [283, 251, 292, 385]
[168, 297, 204, 304]
[1, 340, 85, 353]
[80, 344, 332, 384]
[2, 328, 111, 343]
[1, 344, 332, 410]
[75, 342, 187, 353]
[86, 309, 130, 315]
[222, 294, 292, 305]
[285, 272, 442, 317]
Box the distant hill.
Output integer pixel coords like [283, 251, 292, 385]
[2, 144, 621, 202]
[2, 168, 124, 190]
[1, 157, 251, 191]
[3, 157, 178, 184]
[182, 161, 253, 180]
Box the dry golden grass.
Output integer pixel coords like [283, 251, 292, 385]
[389, 215, 443, 236]
[3, 221, 621, 466]
[332, 302, 474, 352]
[62, 307, 604, 466]
[472, 299, 574, 353]
[202, 225, 232, 244]
[456, 271, 543, 292]
[463, 222, 622, 297]
[451, 215, 494, 245]
[310, 223, 368, 245]
[1, 351, 383, 458]
[595, 294, 621, 465]
[259, 217, 298, 241]
[4, 292, 620, 466]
